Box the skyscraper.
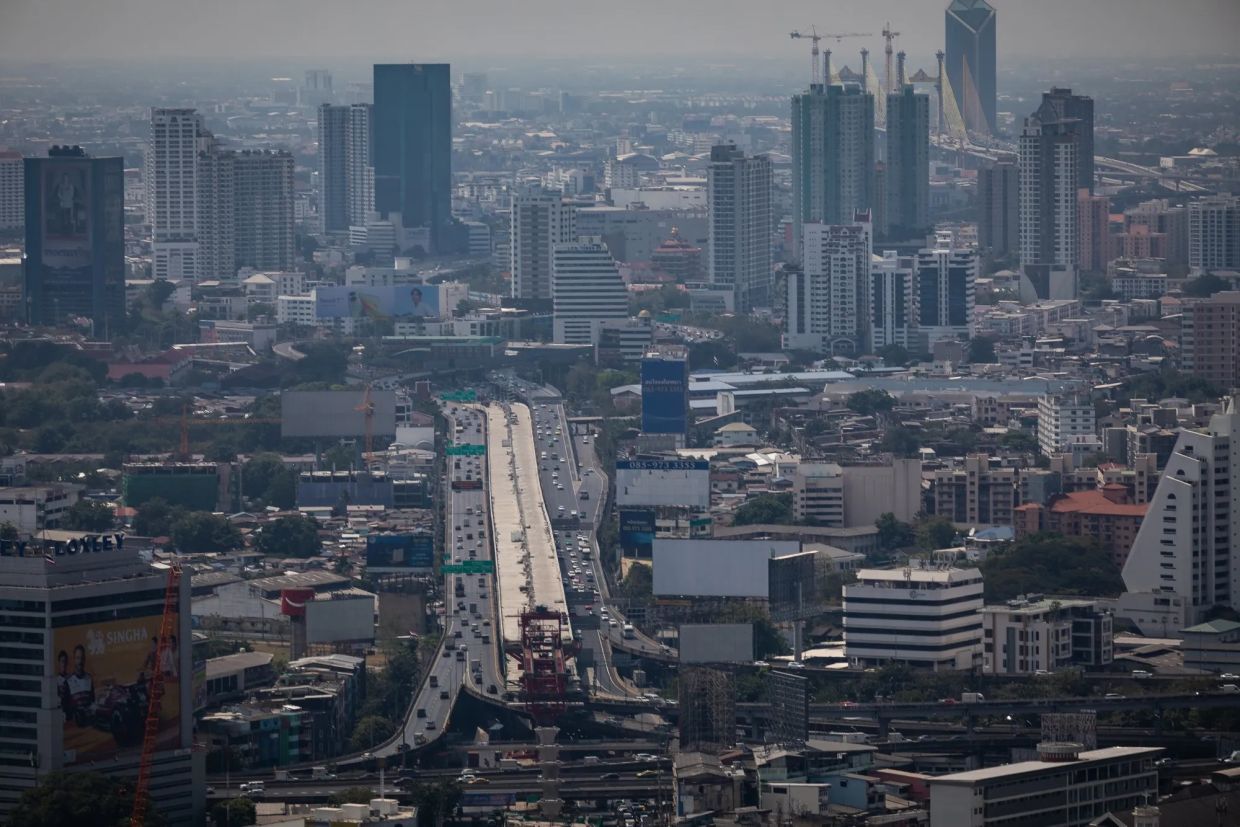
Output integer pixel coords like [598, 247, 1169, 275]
[345, 103, 374, 228]
[1077, 189, 1112, 273]
[1019, 112, 1080, 301]
[148, 108, 209, 280]
[552, 238, 628, 345]
[317, 103, 373, 234]
[916, 231, 977, 347]
[197, 150, 294, 278]
[0, 148, 22, 232]
[945, 0, 997, 136]
[24, 146, 125, 336]
[784, 214, 873, 356]
[870, 250, 918, 353]
[885, 85, 930, 239]
[1182, 292, 1240, 389]
[977, 159, 1019, 259]
[1188, 195, 1240, 274]
[1036, 88, 1095, 194]
[708, 144, 772, 313]
[373, 63, 452, 253]
[510, 186, 577, 301]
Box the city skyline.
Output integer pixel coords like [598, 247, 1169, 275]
[2, 0, 1238, 63]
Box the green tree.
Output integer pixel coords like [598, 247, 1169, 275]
[407, 780, 463, 827]
[210, 796, 255, 827]
[64, 499, 115, 532]
[0, 521, 17, 540]
[1182, 273, 1227, 298]
[255, 514, 322, 558]
[717, 604, 788, 659]
[916, 516, 958, 550]
[350, 716, 396, 752]
[876, 343, 912, 366]
[329, 786, 378, 805]
[132, 498, 184, 537]
[732, 492, 793, 526]
[846, 389, 896, 416]
[968, 336, 998, 363]
[171, 512, 242, 552]
[980, 533, 1124, 602]
[9, 771, 167, 827]
[876, 512, 915, 551]
[880, 426, 922, 458]
[618, 563, 654, 606]
[999, 431, 1039, 453]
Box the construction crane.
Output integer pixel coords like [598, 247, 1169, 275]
[130, 562, 182, 827]
[166, 404, 281, 462]
[882, 21, 901, 93]
[355, 383, 376, 465]
[791, 29, 870, 85]
[789, 28, 824, 85]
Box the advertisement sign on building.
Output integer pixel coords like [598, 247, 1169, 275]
[54, 613, 181, 764]
[767, 670, 810, 744]
[619, 509, 656, 558]
[315, 284, 441, 320]
[366, 533, 435, 572]
[281, 390, 398, 438]
[679, 623, 755, 664]
[641, 355, 689, 436]
[304, 596, 375, 645]
[653, 538, 800, 598]
[768, 551, 819, 622]
[616, 459, 710, 509]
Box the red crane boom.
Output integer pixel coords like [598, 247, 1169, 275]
[129, 563, 181, 827]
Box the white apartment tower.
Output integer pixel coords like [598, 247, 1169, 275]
[1018, 115, 1079, 301]
[1037, 393, 1096, 457]
[844, 565, 984, 671]
[1122, 399, 1240, 633]
[915, 232, 977, 348]
[552, 238, 628, 345]
[1188, 195, 1240, 274]
[708, 144, 772, 313]
[511, 186, 577, 301]
[345, 103, 374, 228]
[148, 108, 209, 280]
[0, 149, 22, 231]
[317, 103, 373, 234]
[870, 250, 918, 352]
[784, 215, 873, 356]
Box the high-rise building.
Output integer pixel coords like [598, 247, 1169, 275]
[551, 238, 628, 345]
[197, 150, 294, 278]
[885, 85, 930, 239]
[510, 185, 577, 301]
[194, 147, 235, 280]
[24, 147, 125, 336]
[844, 565, 984, 671]
[1077, 188, 1112, 273]
[915, 231, 976, 346]
[977, 159, 1019, 260]
[1188, 195, 1240, 274]
[870, 250, 918, 352]
[0, 535, 202, 822]
[148, 108, 209, 280]
[784, 215, 873, 356]
[345, 103, 374, 228]
[707, 144, 772, 312]
[1181, 291, 1240, 389]
[1036, 88, 1095, 194]
[1125, 199, 1189, 272]
[1019, 110, 1080, 301]
[1122, 399, 1240, 634]
[791, 83, 875, 257]
[0, 148, 22, 232]
[944, 0, 997, 136]
[317, 103, 374, 234]
[373, 63, 452, 253]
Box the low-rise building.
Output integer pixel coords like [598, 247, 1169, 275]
[1012, 486, 1148, 569]
[981, 596, 1113, 675]
[1180, 618, 1240, 674]
[0, 484, 80, 534]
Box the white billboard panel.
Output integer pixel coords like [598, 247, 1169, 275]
[305, 594, 375, 644]
[616, 459, 710, 509]
[679, 623, 755, 664]
[282, 390, 398, 438]
[653, 539, 800, 598]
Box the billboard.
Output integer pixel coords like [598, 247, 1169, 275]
[641, 356, 689, 436]
[305, 595, 375, 644]
[768, 551, 819, 622]
[619, 509, 656, 558]
[281, 389, 398, 438]
[315, 285, 442, 321]
[616, 459, 710, 509]
[366, 533, 435, 572]
[652, 538, 800, 598]
[54, 613, 181, 764]
[679, 623, 754, 664]
[767, 670, 810, 744]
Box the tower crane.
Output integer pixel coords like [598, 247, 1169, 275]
[882, 21, 902, 93]
[789, 28, 824, 85]
[355, 383, 376, 466]
[790, 29, 870, 85]
[129, 562, 182, 827]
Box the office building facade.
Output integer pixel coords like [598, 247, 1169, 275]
[885, 86, 930, 239]
[982, 596, 1113, 675]
[1188, 195, 1240, 274]
[915, 231, 976, 346]
[551, 238, 628, 345]
[977, 159, 1018, 260]
[197, 150, 294, 278]
[1036, 88, 1095, 194]
[1077, 189, 1111, 273]
[1182, 291, 1240, 389]
[148, 108, 208, 280]
[24, 147, 125, 336]
[870, 250, 918, 352]
[944, 0, 997, 136]
[0, 536, 202, 823]
[1019, 112, 1080, 301]
[708, 145, 772, 312]
[373, 63, 452, 253]
[511, 186, 577, 301]
[784, 215, 873, 356]
[317, 103, 374, 234]
[0, 149, 22, 232]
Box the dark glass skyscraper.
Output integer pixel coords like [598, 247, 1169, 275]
[1036, 88, 1094, 194]
[373, 63, 452, 253]
[24, 146, 124, 336]
[945, 0, 997, 136]
[885, 85, 930, 239]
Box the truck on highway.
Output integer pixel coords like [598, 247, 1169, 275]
[962, 692, 985, 703]
[623, 623, 635, 639]
[470, 658, 482, 674]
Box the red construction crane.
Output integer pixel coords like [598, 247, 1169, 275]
[355, 384, 376, 465]
[130, 562, 182, 827]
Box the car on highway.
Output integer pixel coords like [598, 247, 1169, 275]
[599, 772, 621, 781]
[636, 769, 659, 778]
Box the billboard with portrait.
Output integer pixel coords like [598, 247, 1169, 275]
[315, 285, 441, 320]
[54, 613, 181, 765]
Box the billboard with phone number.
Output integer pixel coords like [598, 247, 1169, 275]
[54, 613, 181, 764]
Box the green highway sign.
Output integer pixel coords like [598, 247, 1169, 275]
[443, 561, 495, 575]
[440, 390, 477, 402]
[446, 444, 486, 456]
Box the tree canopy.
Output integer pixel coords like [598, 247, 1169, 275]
[170, 512, 242, 552]
[846, 389, 896, 417]
[8, 771, 167, 827]
[210, 797, 255, 827]
[980, 533, 1125, 602]
[64, 500, 115, 532]
[732, 492, 793, 526]
[916, 516, 958, 550]
[876, 513, 916, 551]
[255, 514, 322, 558]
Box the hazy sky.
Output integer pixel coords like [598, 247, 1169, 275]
[1, 0, 1237, 64]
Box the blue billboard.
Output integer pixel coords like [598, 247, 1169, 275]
[641, 355, 689, 436]
[316, 285, 441, 320]
[619, 509, 655, 559]
[366, 532, 434, 571]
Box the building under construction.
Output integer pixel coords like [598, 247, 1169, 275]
[678, 666, 736, 754]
